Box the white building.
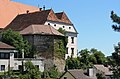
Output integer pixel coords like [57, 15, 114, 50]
[5, 9, 78, 59]
[44, 11, 78, 59]
[0, 42, 44, 72]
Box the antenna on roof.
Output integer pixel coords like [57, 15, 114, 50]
[43, 5, 45, 10]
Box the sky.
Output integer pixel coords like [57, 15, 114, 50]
[13, 0, 120, 56]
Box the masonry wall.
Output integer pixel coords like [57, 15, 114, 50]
[23, 35, 65, 72]
[23, 35, 54, 58]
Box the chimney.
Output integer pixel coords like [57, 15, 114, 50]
[88, 68, 94, 77]
[43, 5, 45, 10]
[26, 10, 29, 14]
[39, 8, 42, 11]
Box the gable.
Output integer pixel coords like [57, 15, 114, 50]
[55, 12, 72, 24]
[47, 9, 59, 22]
[60, 72, 75, 79]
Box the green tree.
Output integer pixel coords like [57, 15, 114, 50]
[19, 61, 41, 79]
[110, 11, 120, 78]
[96, 73, 105, 79]
[79, 49, 92, 69]
[109, 43, 120, 78]
[1, 29, 32, 57]
[66, 48, 106, 70]
[90, 48, 106, 64]
[110, 11, 120, 31]
[58, 28, 68, 46]
[66, 57, 80, 69]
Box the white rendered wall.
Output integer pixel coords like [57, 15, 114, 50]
[0, 60, 9, 72]
[13, 59, 44, 72]
[45, 21, 78, 59]
[10, 53, 14, 68]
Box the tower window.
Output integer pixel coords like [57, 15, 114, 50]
[71, 48, 74, 55]
[71, 37, 74, 43]
[69, 27, 71, 29]
[66, 48, 68, 54]
[48, 23, 50, 25]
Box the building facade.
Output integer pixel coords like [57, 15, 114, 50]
[5, 9, 78, 59]
[45, 19, 78, 59]
[20, 24, 65, 72]
[0, 42, 44, 72]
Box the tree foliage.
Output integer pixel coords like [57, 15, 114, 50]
[110, 11, 120, 32]
[42, 66, 60, 79]
[66, 48, 106, 70]
[96, 73, 105, 79]
[54, 40, 66, 59]
[0, 29, 32, 57]
[108, 42, 120, 78]
[58, 28, 68, 46]
[19, 61, 41, 79]
[110, 11, 120, 78]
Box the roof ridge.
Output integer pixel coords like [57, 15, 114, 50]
[48, 25, 54, 35]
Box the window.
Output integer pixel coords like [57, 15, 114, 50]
[5, 53, 9, 59]
[18, 65, 22, 71]
[66, 48, 68, 54]
[48, 23, 50, 25]
[64, 77, 67, 79]
[35, 65, 39, 69]
[54, 24, 56, 26]
[71, 37, 74, 43]
[63, 26, 65, 28]
[71, 48, 74, 55]
[1, 65, 5, 71]
[1, 53, 4, 59]
[69, 27, 71, 29]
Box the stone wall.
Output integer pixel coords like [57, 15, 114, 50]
[23, 34, 65, 72]
[23, 35, 54, 58]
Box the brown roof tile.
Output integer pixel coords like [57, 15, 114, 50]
[5, 9, 51, 31]
[5, 9, 73, 31]
[55, 12, 72, 24]
[0, 41, 15, 49]
[20, 24, 64, 36]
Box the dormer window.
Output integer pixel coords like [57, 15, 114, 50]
[48, 23, 50, 25]
[69, 27, 71, 29]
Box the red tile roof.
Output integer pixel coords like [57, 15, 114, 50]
[5, 9, 51, 31]
[20, 24, 64, 36]
[0, 0, 39, 28]
[55, 12, 72, 24]
[0, 41, 15, 49]
[5, 9, 73, 31]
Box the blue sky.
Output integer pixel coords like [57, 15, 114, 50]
[14, 0, 120, 56]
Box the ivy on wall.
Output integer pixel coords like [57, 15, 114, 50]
[54, 39, 66, 59]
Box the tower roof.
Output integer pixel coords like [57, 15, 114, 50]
[20, 24, 64, 36]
